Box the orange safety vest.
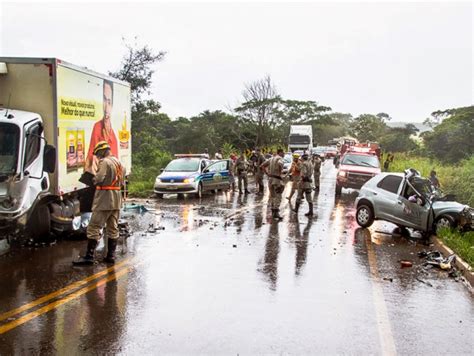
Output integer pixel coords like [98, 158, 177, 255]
[96, 157, 123, 191]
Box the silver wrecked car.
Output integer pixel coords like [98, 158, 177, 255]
[355, 169, 474, 235]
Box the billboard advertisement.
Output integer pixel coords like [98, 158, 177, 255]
[56, 64, 131, 194]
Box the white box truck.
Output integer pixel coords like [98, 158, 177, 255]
[0, 57, 131, 242]
[288, 125, 313, 152]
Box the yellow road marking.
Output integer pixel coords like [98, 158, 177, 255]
[0, 257, 132, 323]
[0, 266, 130, 335]
[365, 233, 397, 356]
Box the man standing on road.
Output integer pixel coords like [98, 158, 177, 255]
[293, 152, 314, 217]
[312, 154, 322, 191]
[236, 151, 250, 194]
[214, 149, 223, 160]
[229, 153, 237, 192]
[286, 153, 301, 201]
[74, 141, 125, 266]
[261, 148, 285, 221]
[255, 147, 266, 195]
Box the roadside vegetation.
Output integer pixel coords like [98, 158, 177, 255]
[438, 228, 474, 268]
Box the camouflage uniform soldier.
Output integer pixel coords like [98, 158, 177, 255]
[261, 148, 285, 221]
[312, 154, 322, 191]
[74, 141, 125, 265]
[236, 152, 250, 194]
[294, 153, 314, 216]
[255, 148, 266, 194]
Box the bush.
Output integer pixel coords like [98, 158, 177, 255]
[128, 149, 172, 198]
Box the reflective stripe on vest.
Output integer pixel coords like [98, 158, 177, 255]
[96, 156, 123, 191]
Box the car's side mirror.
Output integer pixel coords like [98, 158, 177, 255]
[160, 168, 164, 173]
[43, 145, 56, 173]
[203, 169, 209, 173]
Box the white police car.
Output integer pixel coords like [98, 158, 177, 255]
[154, 154, 231, 198]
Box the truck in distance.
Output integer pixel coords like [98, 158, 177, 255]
[288, 125, 313, 152]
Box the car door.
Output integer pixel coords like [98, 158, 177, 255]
[373, 175, 403, 223]
[202, 160, 228, 190]
[201, 161, 221, 191]
[394, 181, 431, 230]
[216, 160, 230, 189]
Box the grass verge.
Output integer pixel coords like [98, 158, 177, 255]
[128, 180, 154, 198]
[438, 228, 474, 268]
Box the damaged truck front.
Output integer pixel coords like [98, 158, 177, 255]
[0, 58, 131, 243]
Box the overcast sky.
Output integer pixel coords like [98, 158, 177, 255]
[1, 1, 472, 121]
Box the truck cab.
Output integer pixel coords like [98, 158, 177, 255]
[0, 109, 56, 237]
[288, 125, 313, 152]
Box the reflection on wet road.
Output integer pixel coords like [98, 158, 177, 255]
[0, 161, 472, 354]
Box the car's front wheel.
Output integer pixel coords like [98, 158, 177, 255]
[335, 184, 342, 196]
[195, 183, 203, 199]
[356, 204, 374, 228]
[155, 193, 163, 199]
[434, 215, 456, 234]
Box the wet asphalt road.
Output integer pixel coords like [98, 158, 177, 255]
[0, 161, 473, 355]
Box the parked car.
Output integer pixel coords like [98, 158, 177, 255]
[154, 155, 231, 198]
[335, 151, 381, 195]
[324, 146, 338, 158]
[311, 146, 327, 160]
[355, 169, 474, 235]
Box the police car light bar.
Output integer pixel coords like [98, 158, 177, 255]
[174, 154, 208, 158]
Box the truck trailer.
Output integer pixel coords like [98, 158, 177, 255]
[0, 57, 131, 242]
[288, 125, 313, 152]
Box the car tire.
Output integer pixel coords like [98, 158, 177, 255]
[434, 215, 456, 234]
[177, 193, 184, 200]
[335, 184, 342, 196]
[29, 204, 51, 241]
[195, 183, 203, 199]
[356, 204, 374, 228]
[155, 193, 163, 199]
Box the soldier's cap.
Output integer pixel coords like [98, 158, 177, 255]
[93, 141, 111, 155]
[292, 153, 300, 159]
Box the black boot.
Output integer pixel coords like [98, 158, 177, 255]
[305, 203, 314, 217]
[292, 202, 300, 213]
[245, 189, 250, 194]
[104, 238, 118, 264]
[273, 209, 283, 221]
[73, 239, 98, 266]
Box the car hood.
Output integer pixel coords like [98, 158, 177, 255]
[432, 200, 466, 214]
[159, 171, 199, 179]
[339, 164, 380, 174]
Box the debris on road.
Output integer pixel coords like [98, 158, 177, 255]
[147, 223, 165, 233]
[400, 260, 413, 268]
[418, 250, 456, 270]
[415, 277, 434, 287]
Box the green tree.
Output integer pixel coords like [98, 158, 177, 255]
[423, 106, 474, 162]
[109, 38, 166, 107]
[350, 114, 389, 142]
[234, 75, 281, 147]
[379, 125, 418, 153]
